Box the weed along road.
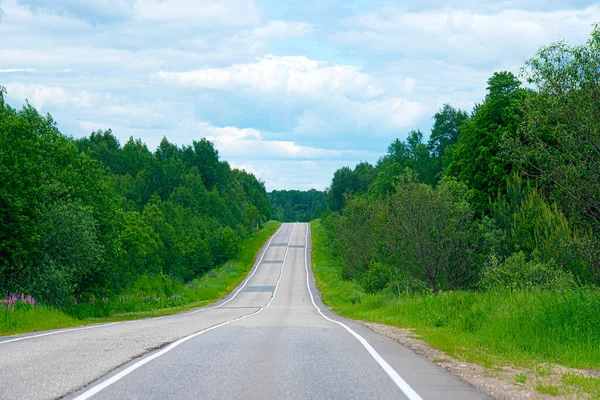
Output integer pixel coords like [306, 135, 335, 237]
[0, 223, 487, 399]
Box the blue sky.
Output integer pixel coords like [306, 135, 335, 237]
[1, 0, 598, 190]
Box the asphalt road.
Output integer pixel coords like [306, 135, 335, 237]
[0, 223, 488, 400]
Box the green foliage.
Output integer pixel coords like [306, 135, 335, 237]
[326, 174, 484, 293]
[480, 252, 575, 292]
[0, 89, 272, 309]
[490, 177, 592, 282]
[428, 104, 469, 177]
[322, 27, 600, 295]
[372, 130, 437, 196]
[326, 195, 382, 280]
[37, 201, 104, 306]
[328, 162, 377, 211]
[561, 374, 600, 397]
[447, 72, 529, 214]
[0, 101, 122, 305]
[312, 219, 600, 369]
[515, 25, 600, 266]
[269, 189, 327, 222]
[121, 211, 165, 278]
[384, 175, 481, 292]
[1, 221, 280, 335]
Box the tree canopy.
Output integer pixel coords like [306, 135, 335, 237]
[0, 94, 271, 306]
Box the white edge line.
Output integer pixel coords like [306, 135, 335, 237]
[0, 223, 286, 343]
[303, 223, 423, 400]
[0, 323, 121, 345]
[74, 223, 297, 400]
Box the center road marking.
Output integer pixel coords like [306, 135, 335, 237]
[302, 223, 423, 400]
[73, 224, 297, 400]
[184, 223, 285, 314]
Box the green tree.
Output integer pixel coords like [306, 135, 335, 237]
[382, 174, 479, 292]
[328, 196, 382, 279]
[121, 211, 164, 279]
[491, 177, 591, 282]
[328, 166, 355, 212]
[517, 25, 600, 232]
[447, 72, 529, 214]
[372, 130, 437, 196]
[428, 104, 469, 176]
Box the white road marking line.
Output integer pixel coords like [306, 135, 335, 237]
[0, 323, 121, 345]
[73, 223, 297, 400]
[0, 224, 286, 344]
[208, 223, 285, 311]
[303, 223, 423, 400]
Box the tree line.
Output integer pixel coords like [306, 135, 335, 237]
[0, 88, 270, 308]
[268, 189, 327, 222]
[323, 26, 600, 294]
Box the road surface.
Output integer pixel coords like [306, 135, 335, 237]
[0, 223, 488, 399]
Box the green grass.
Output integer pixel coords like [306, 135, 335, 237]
[536, 383, 560, 396]
[561, 374, 600, 398]
[0, 221, 281, 336]
[310, 219, 600, 370]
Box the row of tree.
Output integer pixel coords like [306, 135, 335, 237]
[0, 88, 270, 307]
[323, 26, 600, 294]
[268, 189, 327, 222]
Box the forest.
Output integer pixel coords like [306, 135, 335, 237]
[268, 189, 327, 222]
[322, 26, 600, 295]
[0, 89, 271, 310]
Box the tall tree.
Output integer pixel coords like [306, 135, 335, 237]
[372, 130, 436, 196]
[447, 72, 529, 214]
[516, 25, 600, 232]
[428, 104, 469, 176]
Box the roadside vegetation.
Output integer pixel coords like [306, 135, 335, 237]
[1, 221, 279, 336]
[312, 220, 600, 397]
[314, 26, 600, 398]
[0, 82, 281, 334]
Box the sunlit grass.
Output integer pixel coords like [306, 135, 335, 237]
[561, 374, 600, 398]
[0, 221, 281, 336]
[310, 219, 600, 369]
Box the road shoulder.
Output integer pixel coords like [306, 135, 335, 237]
[364, 321, 600, 399]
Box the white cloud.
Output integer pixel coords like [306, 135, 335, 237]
[293, 111, 330, 134]
[0, 68, 35, 73]
[158, 55, 423, 133]
[133, 0, 260, 26]
[104, 104, 163, 119]
[335, 6, 600, 64]
[4, 83, 98, 109]
[158, 55, 392, 99]
[251, 21, 313, 39]
[229, 162, 260, 177]
[231, 159, 364, 191]
[209, 135, 343, 160]
[16, 0, 135, 22]
[352, 97, 424, 130]
[197, 122, 375, 160]
[199, 123, 263, 141]
[3, 0, 597, 191]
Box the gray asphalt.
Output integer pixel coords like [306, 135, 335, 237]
[0, 223, 489, 400]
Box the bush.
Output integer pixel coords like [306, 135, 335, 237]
[491, 177, 590, 281]
[480, 252, 576, 291]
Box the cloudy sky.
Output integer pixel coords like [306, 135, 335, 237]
[1, 0, 598, 190]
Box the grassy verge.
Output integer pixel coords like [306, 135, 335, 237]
[310, 219, 600, 397]
[0, 221, 281, 336]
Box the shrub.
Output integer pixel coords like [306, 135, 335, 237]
[480, 252, 575, 291]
